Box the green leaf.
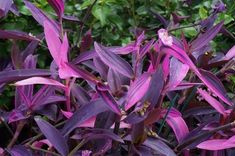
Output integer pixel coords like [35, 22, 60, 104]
[199, 6, 208, 19]
[92, 5, 111, 26]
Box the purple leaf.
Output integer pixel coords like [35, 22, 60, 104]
[0, 0, 13, 18]
[93, 57, 108, 81]
[24, 0, 60, 33]
[73, 44, 136, 64]
[142, 67, 164, 107]
[14, 77, 66, 89]
[190, 21, 224, 52]
[224, 45, 235, 60]
[199, 69, 232, 106]
[143, 138, 176, 156]
[47, 0, 64, 19]
[96, 87, 121, 115]
[139, 39, 155, 58]
[163, 109, 189, 142]
[125, 73, 152, 110]
[35, 117, 69, 156]
[0, 69, 51, 84]
[94, 42, 134, 78]
[0, 30, 38, 41]
[197, 88, 226, 115]
[9, 145, 32, 156]
[107, 68, 122, 94]
[71, 84, 91, 106]
[161, 44, 232, 106]
[166, 57, 189, 90]
[61, 98, 109, 136]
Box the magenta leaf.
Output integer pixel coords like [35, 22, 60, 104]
[162, 109, 189, 142]
[197, 88, 226, 115]
[35, 117, 69, 156]
[166, 57, 189, 90]
[190, 21, 224, 52]
[224, 45, 235, 60]
[47, 0, 64, 19]
[94, 42, 134, 78]
[197, 136, 235, 150]
[0, 30, 38, 41]
[125, 73, 152, 110]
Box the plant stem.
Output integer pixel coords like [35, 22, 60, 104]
[68, 139, 86, 156]
[0, 117, 14, 137]
[158, 94, 178, 134]
[65, 79, 71, 112]
[75, 0, 98, 47]
[27, 145, 60, 156]
[7, 120, 26, 149]
[176, 120, 235, 152]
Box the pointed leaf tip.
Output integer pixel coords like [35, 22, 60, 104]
[94, 42, 134, 78]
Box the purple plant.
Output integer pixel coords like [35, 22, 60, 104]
[0, 0, 235, 155]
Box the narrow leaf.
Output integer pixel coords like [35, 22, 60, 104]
[0, 69, 51, 84]
[94, 42, 134, 78]
[14, 77, 66, 89]
[197, 88, 226, 115]
[35, 117, 69, 156]
[61, 98, 109, 136]
[190, 21, 224, 51]
[47, 0, 64, 19]
[0, 30, 38, 41]
[125, 73, 152, 110]
[96, 87, 121, 115]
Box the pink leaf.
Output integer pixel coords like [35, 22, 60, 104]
[224, 45, 235, 60]
[197, 88, 226, 115]
[14, 77, 66, 89]
[125, 73, 152, 110]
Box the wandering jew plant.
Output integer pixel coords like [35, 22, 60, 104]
[0, 0, 234, 155]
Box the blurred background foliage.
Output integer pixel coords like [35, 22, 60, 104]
[0, 0, 235, 103]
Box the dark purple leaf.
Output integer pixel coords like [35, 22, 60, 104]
[190, 21, 224, 52]
[11, 41, 23, 69]
[61, 98, 109, 136]
[94, 42, 134, 78]
[35, 117, 69, 156]
[96, 87, 121, 115]
[0, 69, 51, 84]
[199, 69, 232, 106]
[71, 84, 91, 106]
[0, 30, 38, 41]
[93, 57, 108, 81]
[47, 0, 64, 19]
[9, 145, 32, 156]
[143, 138, 176, 156]
[80, 29, 93, 52]
[107, 68, 122, 94]
[24, 0, 60, 33]
[149, 9, 169, 28]
[10, 4, 20, 16]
